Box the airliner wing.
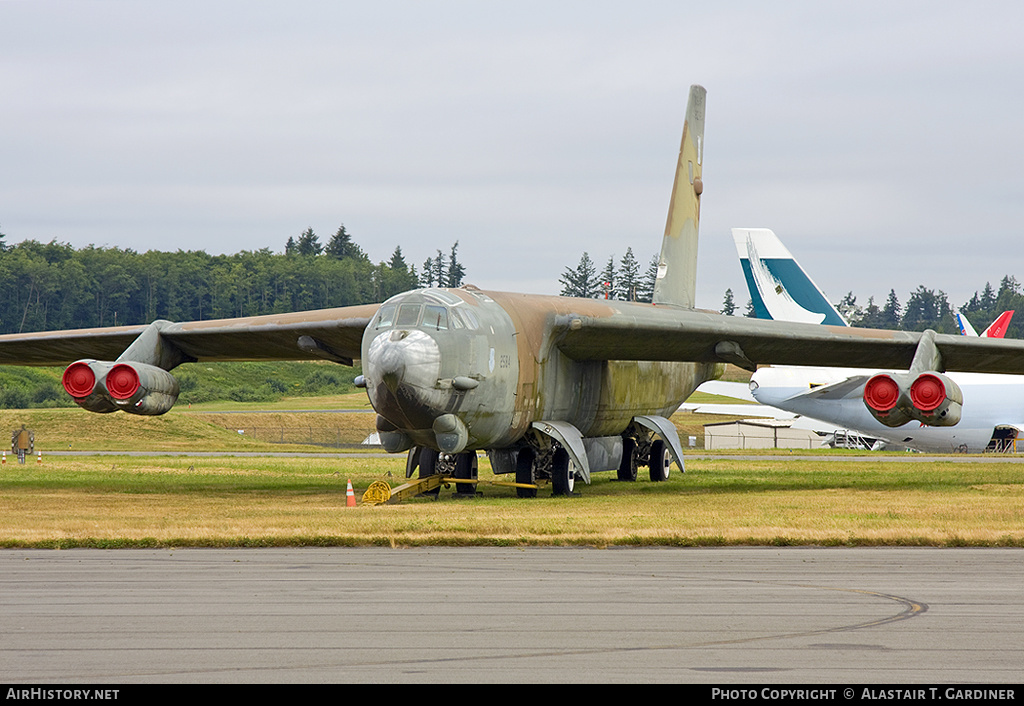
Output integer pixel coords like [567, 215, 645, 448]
[788, 375, 872, 401]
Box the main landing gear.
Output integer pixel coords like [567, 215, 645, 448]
[617, 436, 671, 483]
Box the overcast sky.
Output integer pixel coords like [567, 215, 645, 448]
[2, 1, 1023, 315]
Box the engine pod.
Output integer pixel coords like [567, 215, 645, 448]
[104, 362, 180, 415]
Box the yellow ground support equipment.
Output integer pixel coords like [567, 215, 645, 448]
[360, 474, 540, 505]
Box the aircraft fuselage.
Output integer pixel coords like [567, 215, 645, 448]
[361, 287, 718, 457]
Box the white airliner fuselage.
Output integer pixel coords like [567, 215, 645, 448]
[750, 365, 1024, 453]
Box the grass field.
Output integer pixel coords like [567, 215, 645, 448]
[2, 453, 1022, 548]
[1, 363, 1021, 549]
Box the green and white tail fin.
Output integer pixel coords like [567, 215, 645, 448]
[653, 84, 705, 308]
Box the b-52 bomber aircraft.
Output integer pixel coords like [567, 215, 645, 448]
[5, 85, 1024, 496]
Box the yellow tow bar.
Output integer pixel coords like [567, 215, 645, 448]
[360, 474, 540, 505]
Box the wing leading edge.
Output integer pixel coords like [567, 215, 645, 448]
[552, 303, 1024, 375]
[0, 304, 379, 367]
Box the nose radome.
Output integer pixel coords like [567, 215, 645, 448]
[374, 334, 408, 394]
[365, 329, 444, 427]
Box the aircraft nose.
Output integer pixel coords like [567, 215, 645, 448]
[364, 329, 443, 430]
[373, 332, 408, 393]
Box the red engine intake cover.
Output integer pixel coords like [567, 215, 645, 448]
[105, 364, 141, 400]
[864, 374, 900, 412]
[909, 373, 946, 412]
[62, 362, 96, 398]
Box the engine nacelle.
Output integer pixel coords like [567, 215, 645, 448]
[62, 360, 179, 416]
[863, 372, 962, 428]
[908, 372, 962, 426]
[62, 360, 118, 413]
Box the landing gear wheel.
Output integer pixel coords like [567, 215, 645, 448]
[418, 447, 440, 498]
[648, 439, 670, 482]
[617, 438, 638, 481]
[453, 452, 478, 496]
[405, 447, 422, 478]
[551, 449, 576, 497]
[515, 448, 537, 498]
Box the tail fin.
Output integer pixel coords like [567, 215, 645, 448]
[954, 309, 979, 336]
[732, 228, 847, 326]
[981, 310, 1014, 338]
[653, 85, 705, 308]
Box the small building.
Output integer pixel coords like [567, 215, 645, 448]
[703, 419, 821, 450]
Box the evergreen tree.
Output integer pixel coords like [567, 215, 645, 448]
[616, 248, 640, 301]
[636, 256, 659, 303]
[836, 291, 861, 323]
[388, 246, 409, 271]
[880, 289, 901, 329]
[857, 296, 884, 328]
[996, 275, 1021, 314]
[420, 255, 435, 287]
[901, 285, 952, 332]
[981, 281, 997, 313]
[295, 228, 322, 256]
[721, 288, 736, 316]
[325, 224, 367, 261]
[374, 246, 419, 300]
[994, 276, 1024, 338]
[598, 256, 616, 299]
[560, 252, 598, 298]
[445, 241, 466, 288]
[431, 249, 446, 287]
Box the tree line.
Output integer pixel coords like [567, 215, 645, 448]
[6, 214, 1022, 341]
[557, 246, 1024, 338]
[0, 224, 463, 335]
[719, 276, 1024, 337]
[559, 248, 658, 301]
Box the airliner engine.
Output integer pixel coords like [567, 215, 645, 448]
[863, 372, 963, 427]
[62, 360, 180, 416]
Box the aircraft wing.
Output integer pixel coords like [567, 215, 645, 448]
[554, 306, 1024, 375]
[0, 325, 151, 365]
[776, 374, 873, 401]
[0, 304, 379, 367]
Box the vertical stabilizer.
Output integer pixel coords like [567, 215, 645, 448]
[981, 310, 1014, 338]
[653, 85, 705, 308]
[954, 309, 979, 337]
[732, 228, 847, 326]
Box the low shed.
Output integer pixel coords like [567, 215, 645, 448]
[704, 419, 821, 450]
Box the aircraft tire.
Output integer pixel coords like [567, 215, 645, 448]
[418, 447, 440, 498]
[617, 438, 638, 481]
[453, 452, 477, 495]
[648, 440, 670, 482]
[551, 449, 575, 497]
[405, 447, 422, 479]
[515, 449, 537, 499]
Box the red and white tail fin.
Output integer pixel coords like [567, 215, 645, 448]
[982, 311, 1014, 338]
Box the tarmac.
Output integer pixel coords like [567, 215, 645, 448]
[1, 546, 1021, 684]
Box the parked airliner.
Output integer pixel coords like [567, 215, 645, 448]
[733, 228, 1024, 453]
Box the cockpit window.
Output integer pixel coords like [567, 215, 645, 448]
[375, 305, 396, 329]
[456, 307, 480, 330]
[423, 304, 448, 330]
[396, 304, 422, 327]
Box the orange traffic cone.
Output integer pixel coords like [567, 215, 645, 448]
[37, 451, 41, 465]
[346, 479, 356, 507]
[2, 451, 5, 466]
